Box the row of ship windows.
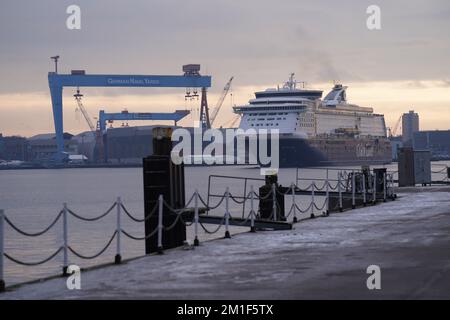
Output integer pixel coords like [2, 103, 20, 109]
[250, 123, 280, 127]
[248, 122, 314, 128]
[247, 113, 289, 116]
[239, 106, 306, 111]
[247, 117, 286, 121]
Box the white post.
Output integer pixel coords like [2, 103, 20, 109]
[372, 173, 377, 204]
[225, 187, 231, 238]
[351, 171, 356, 209]
[115, 197, 122, 264]
[383, 172, 387, 202]
[62, 203, 68, 276]
[386, 174, 390, 198]
[338, 174, 343, 212]
[272, 183, 277, 221]
[311, 182, 315, 218]
[250, 185, 255, 232]
[194, 190, 200, 245]
[157, 194, 163, 254]
[291, 183, 297, 223]
[388, 174, 394, 197]
[362, 173, 367, 206]
[325, 170, 330, 216]
[388, 174, 393, 198]
[0, 209, 5, 292]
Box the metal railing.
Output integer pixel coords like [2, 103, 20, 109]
[0, 189, 264, 290]
[296, 164, 450, 186]
[207, 174, 265, 218]
[0, 173, 396, 292]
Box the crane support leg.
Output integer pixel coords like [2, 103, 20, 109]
[199, 87, 210, 129]
[49, 83, 65, 161]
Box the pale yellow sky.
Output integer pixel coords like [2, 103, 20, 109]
[1, 80, 449, 137]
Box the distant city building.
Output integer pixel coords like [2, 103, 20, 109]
[0, 134, 30, 161]
[413, 130, 450, 160]
[402, 110, 419, 146]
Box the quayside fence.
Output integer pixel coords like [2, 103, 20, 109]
[0, 169, 416, 292]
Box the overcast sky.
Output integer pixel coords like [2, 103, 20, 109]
[1, 0, 450, 136]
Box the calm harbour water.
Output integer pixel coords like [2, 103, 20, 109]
[0, 162, 448, 286]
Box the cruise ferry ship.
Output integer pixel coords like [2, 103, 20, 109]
[232, 74, 392, 167]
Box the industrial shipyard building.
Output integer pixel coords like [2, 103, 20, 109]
[413, 130, 450, 160]
[0, 126, 173, 164]
[106, 125, 175, 164]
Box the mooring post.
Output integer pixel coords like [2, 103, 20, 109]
[325, 170, 330, 216]
[362, 173, 367, 206]
[310, 182, 315, 218]
[194, 190, 200, 246]
[250, 185, 256, 233]
[351, 171, 356, 209]
[291, 183, 297, 223]
[0, 209, 5, 292]
[115, 197, 122, 264]
[62, 203, 68, 276]
[338, 174, 343, 212]
[157, 194, 164, 254]
[272, 183, 277, 221]
[383, 172, 387, 202]
[225, 187, 231, 238]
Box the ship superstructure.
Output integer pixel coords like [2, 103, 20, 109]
[234, 74, 387, 138]
[233, 74, 391, 167]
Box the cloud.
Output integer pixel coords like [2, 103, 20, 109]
[1, 1, 450, 135]
[437, 80, 450, 87]
[401, 81, 429, 89]
[401, 80, 450, 89]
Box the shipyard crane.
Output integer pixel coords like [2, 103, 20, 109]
[389, 115, 402, 137]
[209, 77, 234, 127]
[73, 89, 106, 162]
[74, 89, 96, 132]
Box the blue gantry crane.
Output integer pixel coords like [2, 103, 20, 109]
[98, 109, 190, 133]
[97, 109, 190, 162]
[48, 61, 211, 161]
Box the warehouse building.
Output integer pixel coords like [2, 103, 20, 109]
[413, 130, 450, 160]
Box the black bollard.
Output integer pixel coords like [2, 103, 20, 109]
[143, 128, 186, 254]
[258, 174, 286, 221]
